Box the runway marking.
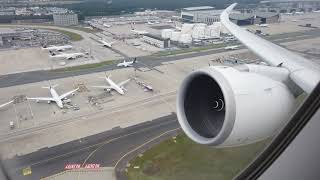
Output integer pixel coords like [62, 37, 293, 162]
[16, 119, 177, 171]
[114, 128, 180, 168]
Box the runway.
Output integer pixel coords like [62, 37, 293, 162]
[1, 113, 179, 180]
[0, 29, 319, 88]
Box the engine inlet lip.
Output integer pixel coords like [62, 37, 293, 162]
[177, 67, 237, 146]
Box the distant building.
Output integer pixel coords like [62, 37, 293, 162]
[230, 11, 280, 25]
[181, 6, 221, 24]
[0, 37, 3, 46]
[257, 0, 320, 13]
[53, 13, 78, 26]
[142, 34, 170, 48]
[181, 6, 240, 25]
[0, 8, 15, 16]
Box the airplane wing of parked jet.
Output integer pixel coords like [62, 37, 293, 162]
[51, 53, 85, 60]
[117, 79, 131, 87]
[59, 87, 79, 100]
[27, 97, 55, 102]
[0, 100, 14, 108]
[91, 85, 112, 89]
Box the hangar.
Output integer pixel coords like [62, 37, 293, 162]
[229, 12, 280, 26]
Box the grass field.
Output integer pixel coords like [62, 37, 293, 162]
[0, 25, 84, 41]
[127, 134, 270, 180]
[52, 60, 116, 72]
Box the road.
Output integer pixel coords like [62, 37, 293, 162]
[0, 29, 320, 88]
[1, 113, 179, 180]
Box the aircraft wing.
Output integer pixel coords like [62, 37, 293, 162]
[0, 100, 14, 108]
[117, 79, 131, 87]
[27, 97, 55, 102]
[92, 86, 112, 89]
[59, 88, 79, 100]
[221, 3, 320, 93]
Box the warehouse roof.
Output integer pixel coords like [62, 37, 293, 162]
[182, 6, 215, 11]
[229, 11, 279, 20]
[229, 13, 254, 20]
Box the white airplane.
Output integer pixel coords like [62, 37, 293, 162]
[131, 29, 148, 35]
[313, 10, 320, 13]
[50, 52, 85, 60]
[295, 11, 305, 15]
[146, 21, 155, 25]
[284, 12, 294, 15]
[27, 85, 79, 109]
[224, 45, 239, 50]
[42, 45, 72, 52]
[0, 100, 14, 109]
[99, 39, 115, 48]
[117, 58, 137, 67]
[92, 75, 130, 95]
[103, 23, 112, 28]
[256, 24, 269, 27]
[176, 3, 320, 148]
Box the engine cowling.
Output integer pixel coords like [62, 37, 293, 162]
[177, 66, 296, 147]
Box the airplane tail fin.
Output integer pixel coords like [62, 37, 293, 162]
[133, 58, 137, 63]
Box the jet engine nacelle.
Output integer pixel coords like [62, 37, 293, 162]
[177, 66, 296, 147]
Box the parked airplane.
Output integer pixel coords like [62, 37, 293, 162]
[131, 29, 148, 35]
[50, 52, 85, 60]
[0, 100, 13, 109]
[284, 12, 294, 15]
[146, 21, 154, 25]
[92, 75, 130, 95]
[99, 39, 115, 48]
[27, 85, 79, 109]
[313, 10, 320, 13]
[256, 23, 269, 27]
[295, 11, 305, 15]
[130, 24, 149, 35]
[42, 45, 72, 52]
[224, 45, 239, 50]
[176, 3, 320, 148]
[103, 23, 112, 28]
[117, 58, 137, 67]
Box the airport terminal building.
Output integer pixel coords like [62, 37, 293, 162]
[53, 13, 78, 26]
[142, 34, 170, 48]
[230, 11, 280, 25]
[181, 6, 222, 24]
[257, 0, 320, 13]
[181, 6, 280, 26]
